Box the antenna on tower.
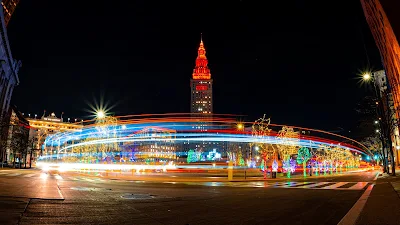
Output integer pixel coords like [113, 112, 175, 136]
[200, 33, 203, 42]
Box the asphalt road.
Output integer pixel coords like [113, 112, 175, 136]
[0, 169, 378, 225]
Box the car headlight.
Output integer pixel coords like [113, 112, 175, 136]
[42, 165, 49, 172]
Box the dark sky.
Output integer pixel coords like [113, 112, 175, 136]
[7, 1, 381, 131]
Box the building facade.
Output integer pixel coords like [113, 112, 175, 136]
[3, 105, 29, 167]
[372, 70, 400, 166]
[190, 37, 213, 115]
[1, 0, 19, 26]
[360, 0, 400, 127]
[0, 3, 20, 120]
[27, 112, 83, 161]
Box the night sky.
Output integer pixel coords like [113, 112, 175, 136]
[6, 1, 382, 131]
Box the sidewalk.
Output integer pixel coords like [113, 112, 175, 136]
[353, 170, 400, 225]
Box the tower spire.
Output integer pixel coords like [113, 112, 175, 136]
[192, 35, 211, 80]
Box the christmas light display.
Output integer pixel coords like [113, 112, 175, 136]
[251, 115, 274, 179]
[277, 126, 299, 178]
[272, 159, 278, 172]
[39, 114, 370, 175]
[187, 150, 197, 163]
[297, 147, 311, 177]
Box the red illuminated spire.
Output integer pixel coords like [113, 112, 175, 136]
[192, 34, 211, 80]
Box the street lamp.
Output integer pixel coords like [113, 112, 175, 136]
[237, 123, 244, 130]
[96, 110, 105, 119]
[363, 72, 372, 81]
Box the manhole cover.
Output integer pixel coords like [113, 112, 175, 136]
[71, 187, 111, 191]
[121, 194, 155, 200]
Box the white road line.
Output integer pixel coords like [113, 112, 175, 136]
[321, 182, 349, 189]
[373, 172, 380, 180]
[287, 182, 315, 188]
[285, 182, 301, 187]
[299, 182, 330, 188]
[337, 184, 374, 225]
[54, 174, 63, 180]
[81, 177, 95, 182]
[348, 182, 369, 190]
[273, 182, 298, 187]
[6, 173, 20, 176]
[22, 174, 36, 177]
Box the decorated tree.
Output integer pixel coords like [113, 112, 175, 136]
[251, 115, 273, 179]
[277, 126, 299, 178]
[237, 151, 245, 166]
[297, 147, 311, 177]
[187, 149, 197, 163]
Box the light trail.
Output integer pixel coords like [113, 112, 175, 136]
[37, 114, 370, 175]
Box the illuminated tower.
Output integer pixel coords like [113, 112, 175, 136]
[190, 36, 213, 115]
[1, 0, 19, 26]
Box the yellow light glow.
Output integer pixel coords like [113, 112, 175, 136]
[362, 73, 371, 81]
[237, 123, 244, 130]
[96, 110, 105, 119]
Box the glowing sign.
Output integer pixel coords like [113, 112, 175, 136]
[196, 85, 208, 91]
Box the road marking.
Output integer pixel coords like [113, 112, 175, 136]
[321, 182, 349, 189]
[54, 174, 63, 180]
[56, 182, 64, 200]
[337, 184, 374, 225]
[22, 174, 36, 177]
[285, 182, 301, 187]
[348, 182, 369, 190]
[6, 173, 20, 176]
[373, 172, 380, 180]
[299, 182, 330, 188]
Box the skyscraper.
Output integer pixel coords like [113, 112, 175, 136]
[190, 36, 213, 115]
[1, 0, 19, 26]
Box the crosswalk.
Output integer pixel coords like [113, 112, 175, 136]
[176, 181, 370, 190]
[0, 172, 106, 183]
[0, 172, 370, 190]
[0, 172, 37, 178]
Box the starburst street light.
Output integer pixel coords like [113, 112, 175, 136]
[237, 123, 244, 130]
[96, 110, 105, 119]
[363, 72, 372, 81]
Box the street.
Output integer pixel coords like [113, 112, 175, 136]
[0, 169, 382, 225]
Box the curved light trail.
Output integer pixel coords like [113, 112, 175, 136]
[37, 114, 370, 173]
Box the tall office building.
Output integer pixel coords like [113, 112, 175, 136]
[190, 37, 213, 115]
[1, 0, 19, 26]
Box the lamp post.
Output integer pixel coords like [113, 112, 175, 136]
[363, 72, 395, 174]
